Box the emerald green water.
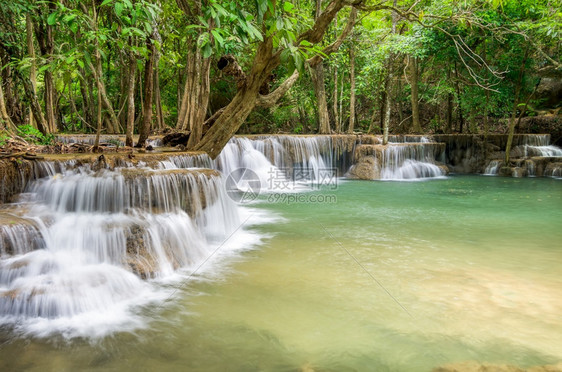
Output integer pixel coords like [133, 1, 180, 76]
[1, 176, 561, 371]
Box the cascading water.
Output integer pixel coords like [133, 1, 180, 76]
[523, 145, 562, 157]
[484, 134, 562, 176]
[379, 143, 447, 180]
[484, 160, 502, 175]
[215, 136, 345, 191]
[0, 157, 248, 337]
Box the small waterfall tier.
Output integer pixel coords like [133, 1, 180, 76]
[0, 158, 242, 337]
[348, 142, 448, 180]
[481, 134, 562, 177]
[215, 136, 355, 191]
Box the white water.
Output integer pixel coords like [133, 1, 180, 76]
[380, 143, 446, 180]
[217, 136, 445, 183]
[0, 159, 255, 338]
[215, 136, 340, 192]
[6, 134, 556, 339]
[381, 159, 446, 180]
[523, 145, 562, 157]
[484, 160, 502, 175]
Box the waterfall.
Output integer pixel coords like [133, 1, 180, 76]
[523, 145, 562, 157]
[379, 143, 446, 180]
[521, 134, 550, 147]
[215, 136, 344, 192]
[484, 160, 501, 175]
[0, 157, 247, 337]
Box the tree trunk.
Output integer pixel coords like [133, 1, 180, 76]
[175, 35, 212, 149]
[504, 49, 529, 165]
[409, 56, 422, 133]
[187, 51, 211, 148]
[383, 75, 391, 145]
[333, 65, 340, 133]
[88, 58, 121, 134]
[17, 70, 49, 135]
[125, 50, 137, 147]
[118, 53, 128, 131]
[44, 71, 56, 133]
[194, 87, 261, 158]
[0, 75, 15, 131]
[176, 51, 194, 130]
[311, 63, 331, 133]
[453, 62, 464, 133]
[483, 44, 490, 150]
[446, 68, 453, 134]
[367, 105, 378, 134]
[152, 25, 165, 132]
[26, 15, 37, 129]
[382, 0, 398, 145]
[154, 62, 164, 132]
[310, 0, 331, 134]
[339, 70, 344, 132]
[194, 0, 353, 158]
[137, 37, 155, 147]
[0, 50, 23, 125]
[347, 45, 356, 133]
[78, 72, 94, 129]
[94, 69, 103, 150]
[33, 1, 57, 133]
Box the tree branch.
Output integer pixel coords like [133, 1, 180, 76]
[256, 69, 300, 108]
[308, 8, 358, 67]
[298, 0, 349, 44]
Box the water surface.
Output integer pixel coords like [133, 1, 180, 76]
[1, 176, 561, 371]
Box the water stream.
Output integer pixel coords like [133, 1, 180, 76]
[0, 136, 561, 371]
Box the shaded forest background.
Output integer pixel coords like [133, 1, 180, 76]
[0, 0, 561, 149]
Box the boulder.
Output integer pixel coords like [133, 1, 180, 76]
[347, 155, 380, 180]
[162, 132, 191, 147]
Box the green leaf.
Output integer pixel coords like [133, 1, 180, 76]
[115, 2, 123, 16]
[283, 1, 294, 12]
[47, 12, 58, 25]
[63, 14, 77, 23]
[247, 23, 263, 41]
[144, 22, 152, 35]
[101, 0, 112, 6]
[211, 29, 224, 46]
[202, 43, 212, 59]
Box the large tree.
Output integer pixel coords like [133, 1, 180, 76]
[191, 0, 361, 158]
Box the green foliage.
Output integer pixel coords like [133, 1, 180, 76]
[0, 131, 10, 147]
[1, 0, 560, 138]
[16, 125, 55, 145]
